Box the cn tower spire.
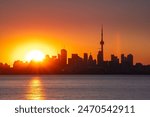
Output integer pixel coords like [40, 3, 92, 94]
[97, 25, 105, 65]
[101, 25, 103, 42]
[100, 25, 104, 54]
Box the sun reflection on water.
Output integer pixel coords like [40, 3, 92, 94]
[26, 77, 45, 100]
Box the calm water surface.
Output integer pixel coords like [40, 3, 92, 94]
[0, 75, 150, 100]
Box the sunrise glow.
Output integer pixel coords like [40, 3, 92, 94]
[0, 1, 150, 65]
[25, 50, 45, 62]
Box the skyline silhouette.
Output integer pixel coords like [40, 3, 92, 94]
[0, 26, 149, 74]
[0, 0, 150, 65]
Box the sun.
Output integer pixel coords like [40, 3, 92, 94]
[25, 50, 45, 62]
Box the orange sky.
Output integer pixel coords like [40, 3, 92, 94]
[0, 0, 150, 65]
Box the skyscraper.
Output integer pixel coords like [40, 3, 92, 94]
[83, 53, 88, 64]
[111, 54, 119, 64]
[97, 25, 104, 65]
[60, 49, 67, 66]
[121, 54, 126, 64]
[127, 54, 133, 66]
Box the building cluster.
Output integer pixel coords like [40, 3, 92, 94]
[0, 26, 150, 74]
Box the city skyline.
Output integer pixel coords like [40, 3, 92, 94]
[0, 26, 149, 74]
[0, 26, 149, 67]
[0, 26, 136, 66]
[0, 0, 150, 65]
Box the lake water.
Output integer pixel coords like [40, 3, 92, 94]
[0, 75, 150, 100]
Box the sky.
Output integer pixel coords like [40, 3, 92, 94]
[0, 0, 150, 65]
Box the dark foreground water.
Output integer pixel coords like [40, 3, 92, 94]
[0, 75, 150, 100]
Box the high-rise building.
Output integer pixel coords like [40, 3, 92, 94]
[83, 53, 88, 64]
[68, 54, 82, 66]
[88, 54, 93, 65]
[97, 25, 104, 65]
[127, 54, 133, 66]
[60, 49, 67, 66]
[121, 54, 133, 66]
[121, 54, 126, 64]
[111, 54, 119, 64]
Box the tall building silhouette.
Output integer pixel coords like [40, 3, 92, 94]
[83, 53, 88, 64]
[121, 54, 126, 64]
[88, 54, 95, 65]
[121, 54, 133, 66]
[60, 49, 67, 66]
[97, 25, 104, 65]
[127, 54, 133, 66]
[111, 54, 119, 64]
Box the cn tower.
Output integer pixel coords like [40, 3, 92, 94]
[100, 25, 104, 61]
[97, 25, 104, 65]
